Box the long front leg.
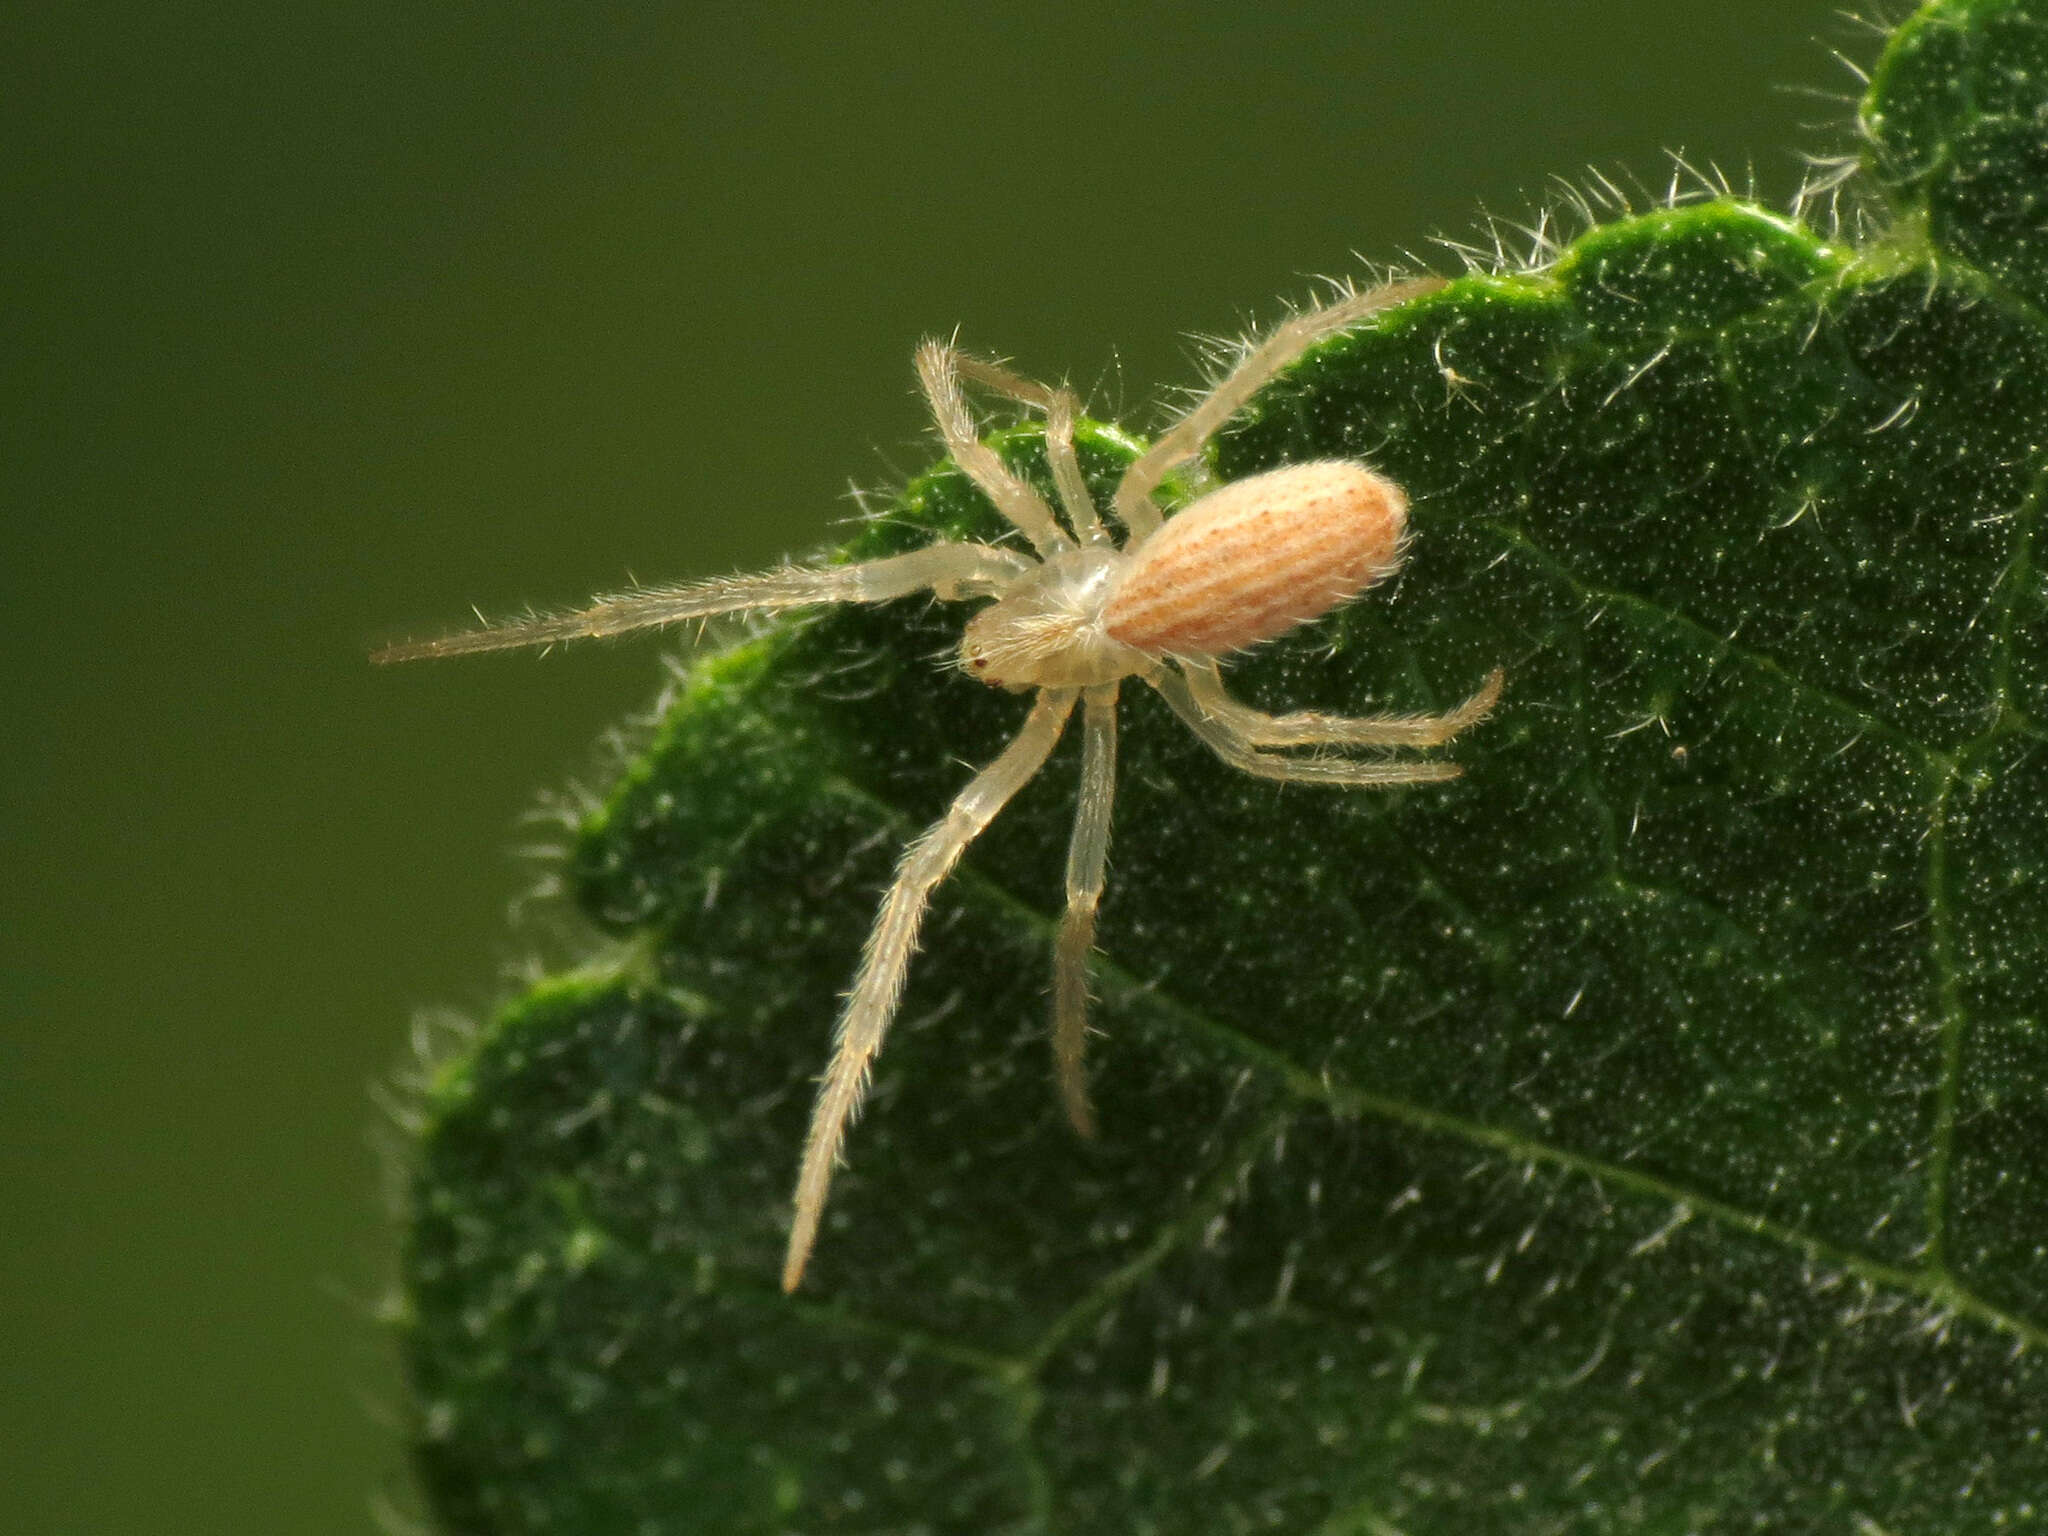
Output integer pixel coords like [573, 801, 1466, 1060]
[1149, 669, 1462, 787]
[372, 541, 1033, 663]
[783, 687, 1079, 1291]
[1051, 683, 1119, 1139]
[1182, 661, 1503, 750]
[1113, 276, 1447, 539]
[916, 340, 1073, 557]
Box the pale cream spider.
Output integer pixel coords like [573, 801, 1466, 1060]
[377, 274, 1503, 1291]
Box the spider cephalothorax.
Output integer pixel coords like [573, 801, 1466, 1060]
[377, 274, 1503, 1290]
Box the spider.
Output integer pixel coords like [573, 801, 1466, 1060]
[376, 273, 1504, 1291]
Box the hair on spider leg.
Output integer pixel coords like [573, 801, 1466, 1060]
[377, 271, 1504, 1292]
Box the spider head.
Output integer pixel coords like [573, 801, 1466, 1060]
[958, 547, 1145, 691]
[958, 605, 1055, 692]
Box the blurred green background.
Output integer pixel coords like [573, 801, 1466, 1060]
[2, 2, 1859, 1530]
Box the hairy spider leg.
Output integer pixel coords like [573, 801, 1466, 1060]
[947, 354, 1111, 547]
[1051, 682, 1120, 1139]
[1112, 276, 1449, 541]
[370, 542, 1034, 663]
[1147, 668, 1464, 787]
[1181, 660, 1505, 752]
[916, 341, 1072, 557]
[1035, 377, 1109, 547]
[783, 686, 1080, 1292]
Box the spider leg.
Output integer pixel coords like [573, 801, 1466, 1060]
[1112, 275, 1447, 541]
[1149, 667, 1462, 787]
[1181, 662, 1503, 749]
[950, 355, 1111, 547]
[916, 340, 1074, 557]
[1052, 682, 1119, 1139]
[371, 541, 1034, 662]
[783, 686, 1080, 1292]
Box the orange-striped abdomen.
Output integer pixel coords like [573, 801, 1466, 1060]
[1101, 461, 1408, 659]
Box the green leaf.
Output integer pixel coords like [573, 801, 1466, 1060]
[399, 1, 2048, 1529]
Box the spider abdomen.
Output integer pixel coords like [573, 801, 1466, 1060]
[1101, 461, 1408, 659]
